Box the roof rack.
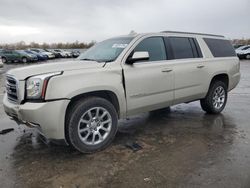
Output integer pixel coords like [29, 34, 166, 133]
[161, 31, 224, 38]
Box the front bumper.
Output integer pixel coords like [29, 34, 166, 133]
[3, 93, 70, 140]
[48, 54, 55, 59]
[237, 54, 246, 59]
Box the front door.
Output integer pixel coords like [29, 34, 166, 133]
[122, 37, 174, 115]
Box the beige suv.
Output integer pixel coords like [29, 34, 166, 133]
[3, 31, 240, 153]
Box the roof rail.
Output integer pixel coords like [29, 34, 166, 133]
[161, 31, 224, 38]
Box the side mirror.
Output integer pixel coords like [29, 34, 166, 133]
[126, 51, 149, 64]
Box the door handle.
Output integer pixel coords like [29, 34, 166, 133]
[162, 68, 173, 73]
[197, 65, 205, 69]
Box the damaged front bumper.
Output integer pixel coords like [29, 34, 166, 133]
[3, 93, 70, 143]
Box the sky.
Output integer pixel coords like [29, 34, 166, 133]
[0, 0, 249, 44]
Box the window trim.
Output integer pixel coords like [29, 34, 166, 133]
[193, 38, 203, 58]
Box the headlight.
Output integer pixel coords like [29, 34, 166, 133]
[26, 71, 62, 100]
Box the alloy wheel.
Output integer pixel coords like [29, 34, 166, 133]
[212, 86, 225, 109]
[77, 107, 112, 145]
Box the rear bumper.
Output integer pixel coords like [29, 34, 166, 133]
[3, 93, 70, 140]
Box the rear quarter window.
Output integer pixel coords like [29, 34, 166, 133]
[203, 38, 236, 57]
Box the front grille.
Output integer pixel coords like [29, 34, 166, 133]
[6, 76, 18, 103]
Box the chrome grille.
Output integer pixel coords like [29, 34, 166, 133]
[6, 76, 18, 103]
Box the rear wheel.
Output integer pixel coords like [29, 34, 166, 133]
[22, 57, 28, 63]
[66, 97, 118, 153]
[200, 81, 227, 114]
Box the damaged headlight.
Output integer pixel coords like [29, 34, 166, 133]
[26, 71, 62, 100]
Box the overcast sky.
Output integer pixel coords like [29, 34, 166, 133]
[0, 0, 249, 44]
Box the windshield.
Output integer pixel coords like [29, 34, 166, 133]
[78, 37, 134, 62]
[237, 46, 248, 50]
[242, 46, 250, 50]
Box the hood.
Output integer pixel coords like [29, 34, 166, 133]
[7, 60, 105, 80]
[235, 49, 242, 53]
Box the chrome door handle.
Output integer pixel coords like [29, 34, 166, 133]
[162, 68, 173, 73]
[197, 65, 205, 68]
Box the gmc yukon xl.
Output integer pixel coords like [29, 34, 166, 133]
[3, 31, 240, 153]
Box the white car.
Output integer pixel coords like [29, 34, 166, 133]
[3, 31, 240, 153]
[236, 45, 250, 59]
[52, 49, 69, 58]
[62, 50, 72, 58]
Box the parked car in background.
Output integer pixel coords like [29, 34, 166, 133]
[0, 49, 38, 63]
[71, 50, 81, 58]
[24, 50, 48, 61]
[50, 49, 67, 58]
[30, 48, 55, 59]
[44, 49, 61, 58]
[236, 45, 250, 59]
[3, 31, 240, 153]
[17, 50, 38, 62]
[47, 49, 62, 58]
[62, 50, 73, 58]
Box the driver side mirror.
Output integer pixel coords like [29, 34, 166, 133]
[126, 51, 149, 64]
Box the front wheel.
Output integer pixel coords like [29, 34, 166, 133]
[200, 81, 228, 114]
[66, 97, 118, 153]
[246, 54, 250, 59]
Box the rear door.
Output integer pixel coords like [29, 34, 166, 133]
[166, 36, 208, 104]
[122, 36, 174, 115]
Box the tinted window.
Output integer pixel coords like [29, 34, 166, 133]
[203, 38, 236, 57]
[169, 37, 195, 59]
[134, 37, 167, 61]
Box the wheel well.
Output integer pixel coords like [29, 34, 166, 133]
[64, 90, 120, 145]
[65, 90, 120, 118]
[210, 74, 229, 89]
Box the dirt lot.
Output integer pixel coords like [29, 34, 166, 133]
[0, 59, 250, 188]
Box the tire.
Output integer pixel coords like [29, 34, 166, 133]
[200, 81, 228, 114]
[246, 54, 250, 59]
[66, 97, 118, 153]
[22, 57, 28, 63]
[2, 57, 7, 63]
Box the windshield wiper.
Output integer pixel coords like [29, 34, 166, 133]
[104, 59, 114, 63]
[80, 58, 96, 61]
